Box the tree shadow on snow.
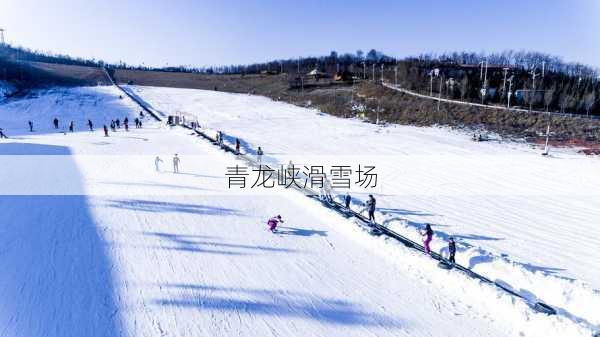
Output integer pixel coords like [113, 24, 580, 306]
[106, 199, 242, 216]
[144, 231, 300, 254]
[152, 283, 402, 328]
[0, 143, 122, 337]
[275, 226, 328, 237]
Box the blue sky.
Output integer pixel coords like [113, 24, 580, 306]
[1, 0, 598, 68]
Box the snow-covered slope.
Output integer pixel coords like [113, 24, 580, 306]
[0, 87, 594, 336]
[127, 85, 600, 330]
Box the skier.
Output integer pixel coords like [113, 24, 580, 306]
[267, 215, 284, 232]
[448, 237, 456, 263]
[139, 111, 144, 119]
[0, 128, 7, 139]
[28, 121, 33, 132]
[124, 117, 129, 126]
[366, 194, 376, 223]
[88, 119, 94, 131]
[235, 138, 241, 155]
[323, 179, 333, 202]
[103, 125, 109, 137]
[173, 154, 180, 173]
[116, 119, 120, 129]
[139, 120, 143, 128]
[69, 121, 74, 132]
[344, 192, 352, 209]
[420, 224, 434, 254]
[134, 118, 140, 128]
[154, 156, 163, 172]
[218, 131, 224, 147]
[124, 121, 129, 132]
[53, 118, 59, 129]
[256, 146, 264, 165]
[110, 120, 116, 132]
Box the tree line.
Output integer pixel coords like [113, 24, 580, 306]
[1, 44, 598, 115]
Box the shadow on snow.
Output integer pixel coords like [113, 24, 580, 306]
[0, 143, 122, 337]
[153, 283, 402, 327]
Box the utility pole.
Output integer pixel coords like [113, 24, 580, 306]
[380, 64, 384, 82]
[437, 76, 443, 111]
[297, 58, 300, 74]
[429, 72, 433, 96]
[362, 62, 366, 80]
[479, 59, 488, 104]
[502, 67, 509, 95]
[542, 61, 545, 78]
[372, 63, 375, 82]
[507, 76, 513, 109]
[394, 66, 398, 87]
[530, 70, 539, 112]
[479, 59, 488, 81]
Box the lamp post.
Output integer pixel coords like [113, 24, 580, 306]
[530, 70, 539, 112]
[507, 75, 514, 109]
[437, 75, 443, 111]
[372, 63, 375, 82]
[429, 71, 433, 96]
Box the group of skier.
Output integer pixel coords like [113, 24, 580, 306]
[0, 111, 147, 139]
[154, 154, 180, 173]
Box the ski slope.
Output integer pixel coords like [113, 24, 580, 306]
[127, 85, 600, 331]
[0, 86, 594, 336]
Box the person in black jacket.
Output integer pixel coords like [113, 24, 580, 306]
[448, 237, 456, 263]
[344, 192, 352, 209]
[366, 195, 376, 222]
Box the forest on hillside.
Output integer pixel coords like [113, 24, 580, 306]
[1, 44, 598, 116]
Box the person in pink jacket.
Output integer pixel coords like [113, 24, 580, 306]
[421, 224, 433, 254]
[267, 215, 284, 232]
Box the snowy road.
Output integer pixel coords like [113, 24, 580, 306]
[0, 86, 592, 336]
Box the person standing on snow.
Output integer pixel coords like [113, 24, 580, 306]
[256, 146, 264, 165]
[28, 121, 33, 132]
[173, 154, 180, 173]
[155, 156, 163, 172]
[116, 119, 121, 129]
[267, 215, 284, 232]
[69, 121, 74, 132]
[366, 194, 376, 223]
[420, 224, 434, 254]
[124, 120, 129, 132]
[344, 192, 352, 209]
[88, 119, 94, 131]
[235, 138, 241, 155]
[53, 118, 59, 129]
[0, 128, 7, 139]
[103, 125, 109, 137]
[448, 237, 456, 263]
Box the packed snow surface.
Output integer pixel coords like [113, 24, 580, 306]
[0, 85, 595, 336]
